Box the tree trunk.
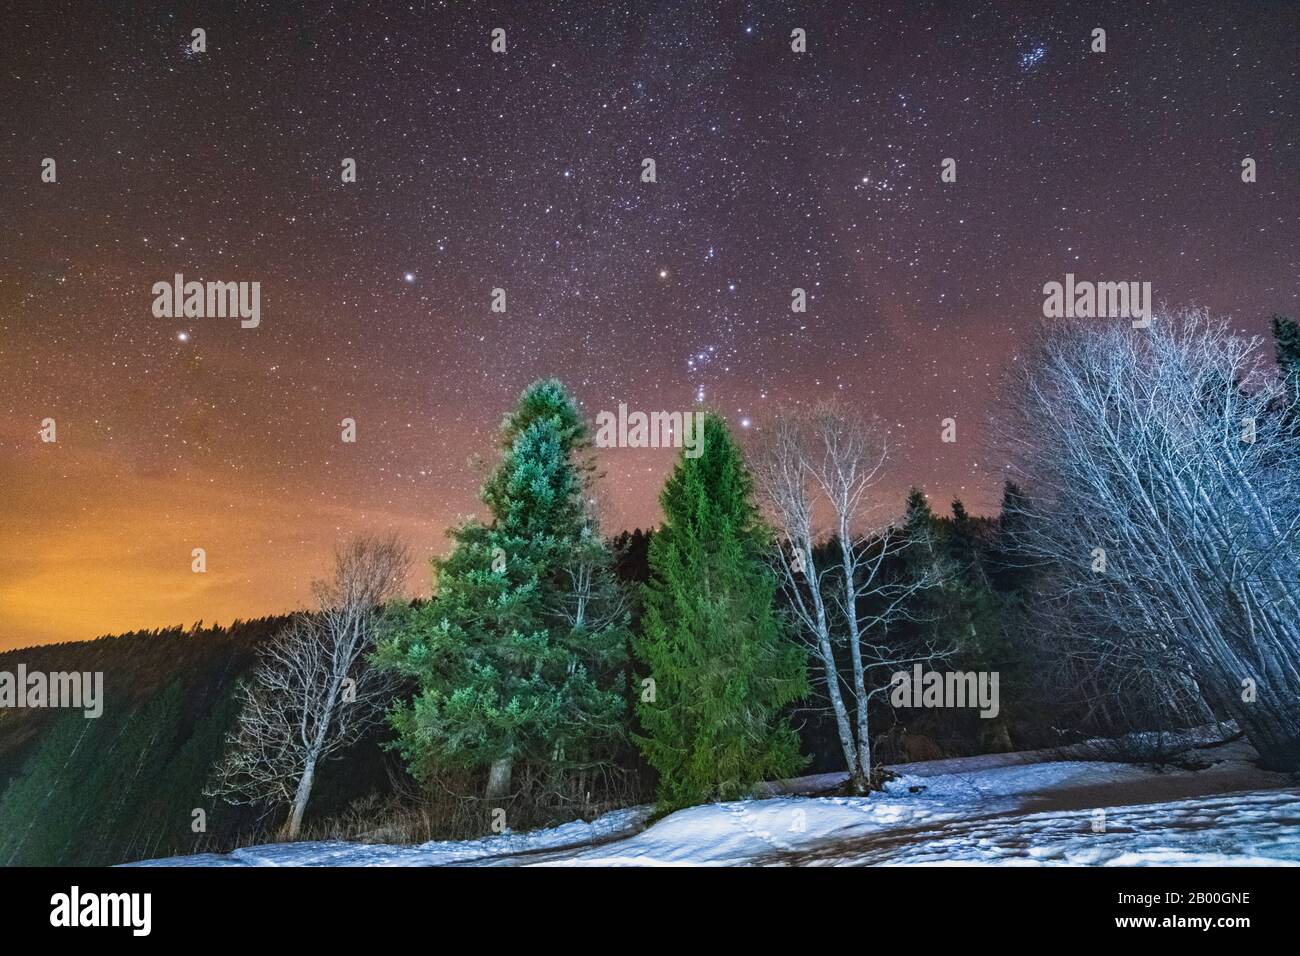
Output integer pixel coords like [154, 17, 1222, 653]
[1229, 691, 1300, 771]
[797, 543, 860, 787]
[287, 757, 317, 840]
[817, 641, 860, 783]
[854, 718, 872, 793]
[836, 532, 873, 794]
[486, 755, 513, 802]
[846, 764, 869, 795]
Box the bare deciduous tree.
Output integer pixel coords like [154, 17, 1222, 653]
[998, 309, 1300, 769]
[754, 403, 948, 793]
[207, 534, 410, 838]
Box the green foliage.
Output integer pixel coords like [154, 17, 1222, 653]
[376, 380, 627, 785]
[0, 681, 225, 865]
[634, 415, 808, 810]
[903, 486, 935, 536]
[941, 499, 1002, 655]
[897, 491, 1004, 661]
[864, 490, 1023, 754]
[0, 618, 388, 865]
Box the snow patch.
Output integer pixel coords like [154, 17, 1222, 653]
[128, 737, 1298, 867]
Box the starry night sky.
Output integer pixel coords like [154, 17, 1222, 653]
[1, 0, 1296, 648]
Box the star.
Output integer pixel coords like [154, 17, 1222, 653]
[1, 0, 1289, 651]
[1019, 45, 1046, 70]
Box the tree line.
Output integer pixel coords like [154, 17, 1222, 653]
[3, 308, 1296, 860]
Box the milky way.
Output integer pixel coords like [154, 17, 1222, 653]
[1, 0, 1296, 647]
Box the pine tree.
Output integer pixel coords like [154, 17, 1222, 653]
[376, 380, 626, 804]
[634, 415, 808, 810]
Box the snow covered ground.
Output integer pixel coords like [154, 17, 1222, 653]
[129, 737, 1300, 867]
[129, 806, 650, 867]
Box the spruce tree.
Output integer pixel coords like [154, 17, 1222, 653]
[376, 380, 626, 804]
[634, 414, 808, 810]
[903, 486, 935, 537]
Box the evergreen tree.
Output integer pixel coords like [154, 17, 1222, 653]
[989, 480, 1032, 594]
[0, 710, 90, 865]
[998, 480, 1027, 524]
[947, 497, 977, 580]
[0, 617, 378, 864]
[903, 486, 935, 536]
[903, 492, 989, 658]
[0, 684, 187, 865]
[950, 497, 970, 526]
[376, 380, 626, 804]
[943, 498, 998, 650]
[899, 487, 942, 593]
[1272, 314, 1300, 386]
[611, 528, 653, 585]
[634, 415, 808, 810]
[1273, 314, 1300, 418]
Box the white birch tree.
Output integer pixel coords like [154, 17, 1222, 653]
[208, 534, 410, 837]
[998, 308, 1300, 768]
[754, 403, 947, 793]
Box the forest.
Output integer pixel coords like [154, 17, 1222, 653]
[1, 308, 1297, 866]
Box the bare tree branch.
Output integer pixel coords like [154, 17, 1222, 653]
[207, 534, 411, 837]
